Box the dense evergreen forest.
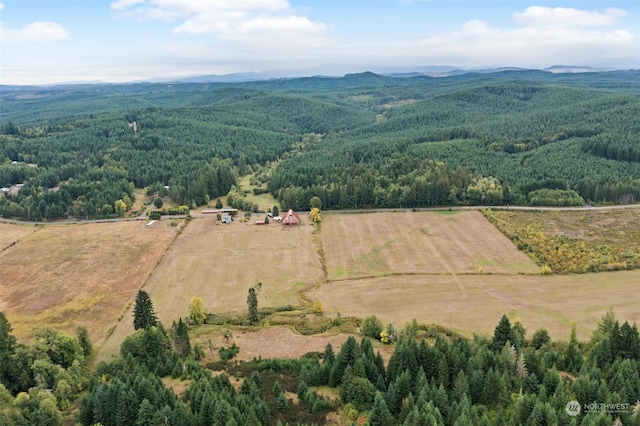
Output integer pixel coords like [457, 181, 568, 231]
[1, 70, 640, 219]
[2, 306, 640, 425]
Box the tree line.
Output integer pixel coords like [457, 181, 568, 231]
[2, 290, 639, 425]
[2, 73, 640, 220]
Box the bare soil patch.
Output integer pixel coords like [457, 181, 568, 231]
[0, 220, 179, 345]
[190, 326, 395, 366]
[321, 211, 538, 278]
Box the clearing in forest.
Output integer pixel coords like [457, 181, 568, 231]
[5, 208, 640, 365]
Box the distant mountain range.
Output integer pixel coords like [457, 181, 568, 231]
[1, 65, 632, 89]
[164, 65, 619, 84]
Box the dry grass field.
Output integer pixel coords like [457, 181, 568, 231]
[96, 216, 323, 362]
[0, 220, 180, 345]
[3, 208, 640, 366]
[188, 326, 394, 363]
[0, 222, 38, 251]
[321, 210, 539, 279]
[308, 270, 640, 341]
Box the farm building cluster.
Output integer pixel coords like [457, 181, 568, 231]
[200, 208, 301, 225]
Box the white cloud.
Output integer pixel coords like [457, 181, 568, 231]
[110, 0, 145, 11]
[111, 0, 328, 42]
[388, 6, 637, 69]
[513, 6, 626, 28]
[1, 21, 69, 43]
[0, 2, 4, 12]
[460, 20, 495, 36]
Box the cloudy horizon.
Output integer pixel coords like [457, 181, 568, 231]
[1, 0, 638, 85]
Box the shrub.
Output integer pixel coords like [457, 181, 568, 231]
[219, 343, 239, 362]
[361, 315, 383, 340]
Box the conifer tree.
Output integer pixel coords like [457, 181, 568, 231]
[493, 315, 514, 351]
[564, 322, 583, 373]
[133, 290, 158, 330]
[0, 312, 17, 388]
[136, 399, 155, 426]
[369, 392, 394, 426]
[247, 286, 259, 325]
[277, 393, 289, 412]
[76, 325, 93, 357]
[171, 318, 191, 357]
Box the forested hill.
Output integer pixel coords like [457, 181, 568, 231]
[1, 70, 640, 219]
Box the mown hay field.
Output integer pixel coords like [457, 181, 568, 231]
[0, 223, 38, 251]
[309, 270, 640, 341]
[3, 208, 640, 365]
[0, 220, 179, 345]
[321, 210, 539, 278]
[96, 217, 323, 361]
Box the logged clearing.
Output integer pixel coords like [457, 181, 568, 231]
[309, 270, 640, 341]
[0, 220, 179, 344]
[321, 210, 539, 278]
[96, 217, 323, 362]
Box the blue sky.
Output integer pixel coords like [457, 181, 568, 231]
[1, 0, 638, 84]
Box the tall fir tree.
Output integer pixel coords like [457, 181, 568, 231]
[369, 392, 394, 426]
[247, 286, 259, 325]
[76, 325, 93, 357]
[493, 315, 514, 351]
[171, 318, 191, 357]
[0, 312, 17, 389]
[133, 290, 158, 330]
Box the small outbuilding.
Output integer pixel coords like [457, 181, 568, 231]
[282, 209, 300, 225]
[221, 214, 233, 224]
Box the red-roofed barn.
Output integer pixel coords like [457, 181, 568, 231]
[282, 209, 300, 225]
